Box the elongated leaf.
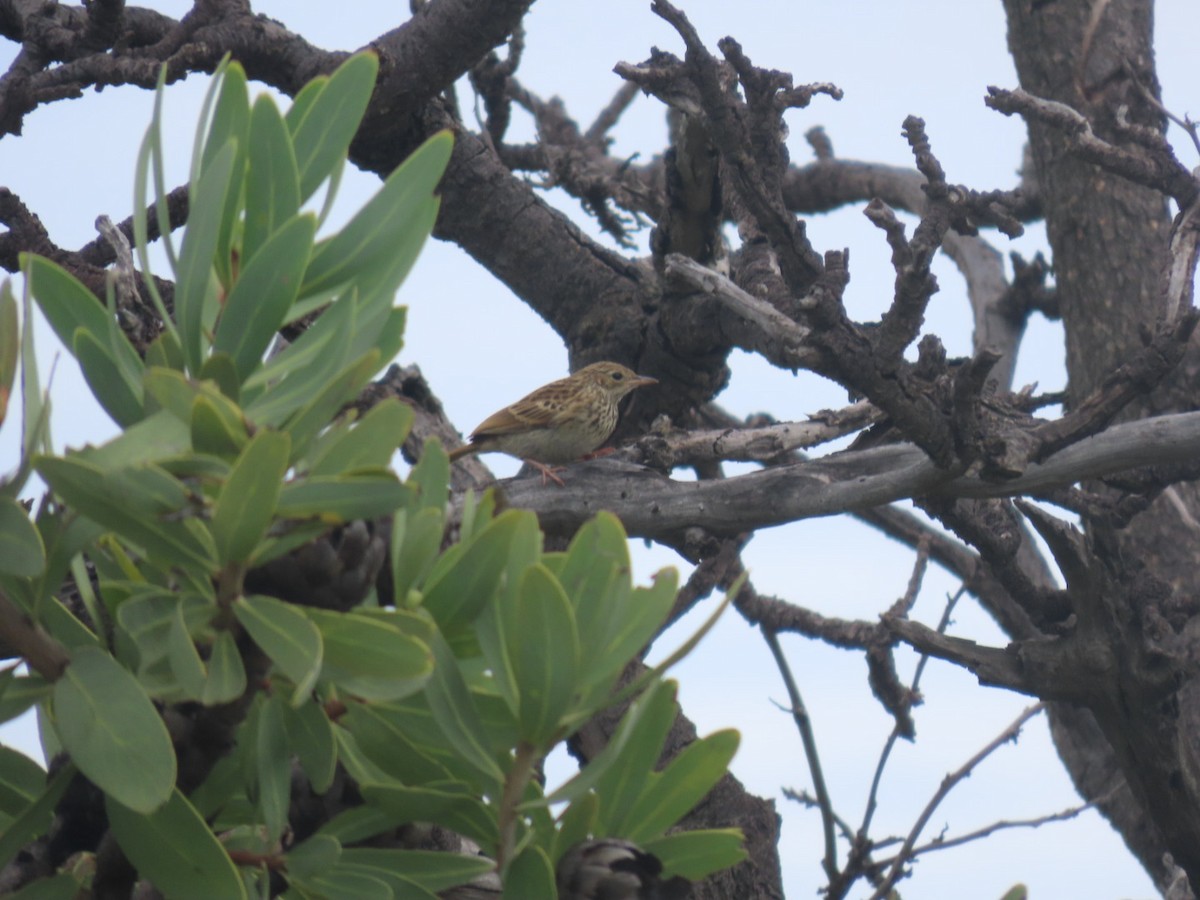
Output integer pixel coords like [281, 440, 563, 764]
[390, 507, 444, 606]
[0, 763, 72, 869]
[176, 140, 237, 373]
[25, 257, 142, 379]
[424, 633, 504, 785]
[210, 430, 290, 565]
[0, 746, 45, 815]
[5, 872, 83, 899]
[502, 846, 555, 900]
[197, 63, 249, 288]
[422, 510, 528, 635]
[641, 829, 746, 881]
[281, 697, 336, 793]
[276, 472, 409, 522]
[305, 608, 432, 702]
[287, 833, 341, 880]
[623, 730, 739, 842]
[290, 53, 379, 203]
[244, 94, 302, 263]
[0, 673, 50, 725]
[300, 131, 452, 298]
[196, 351, 240, 401]
[308, 399, 412, 477]
[202, 630, 246, 705]
[73, 327, 144, 427]
[168, 602, 207, 700]
[407, 438, 448, 511]
[360, 783, 495, 848]
[214, 214, 316, 381]
[190, 394, 248, 457]
[77, 409, 190, 470]
[543, 680, 676, 809]
[338, 848, 494, 892]
[0, 497, 45, 576]
[234, 594, 322, 705]
[280, 351, 381, 459]
[36, 457, 216, 571]
[506, 563, 579, 745]
[107, 788, 248, 900]
[0, 281, 16, 426]
[243, 294, 354, 425]
[52, 646, 175, 813]
[257, 694, 290, 841]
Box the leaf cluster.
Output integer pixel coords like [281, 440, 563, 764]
[0, 54, 741, 898]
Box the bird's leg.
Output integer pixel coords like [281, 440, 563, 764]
[580, 447, 617, 461]
[524, 459, 567, 486]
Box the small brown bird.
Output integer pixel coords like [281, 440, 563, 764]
[448, 362, 657, 480]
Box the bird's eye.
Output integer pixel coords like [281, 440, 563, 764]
[611, 372, 624, 381]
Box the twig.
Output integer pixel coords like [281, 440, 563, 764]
[901, 782, 1120, 860]
[866, 703, 1046, 900]
[763, 626, 839, 881]
[0, 589, 71, 680]
[861, 587, 965, 838]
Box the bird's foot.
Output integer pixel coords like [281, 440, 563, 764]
[525, 460, 567, 486]
[580, 447, 616, 461]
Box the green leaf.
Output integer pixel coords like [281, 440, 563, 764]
[316, 806, 404, 847]
[389, 507, 444, 605]
[78, 409, 190, 470]
[0, 673, 50, 725]
[305, 608, 432, 702]
[308, 398, 412, 477]
[244, 94, 302, 263]
[502, 845, 555, 900]
[257, 694, 290, 841]
[422, 510, 528, 635]
[0, 280, 17, 426]
[168, 602, 208, 700]
[623, 729, 739, 842]
[544, 680, 675, 809]
[341, 702, 455, 786]
[290, 53, 379, 203]
[641, 829, 747, 881]
[507, 564, 579, 745]
[0, 746, 45, 816]
[196, 63, 250, 288]
[177, 140, 237, 373]
[281, 697, 336, 793]
[24, 256, 142, 382]
[211, 430, 290, 565]
[72, 326, 144, 427]
[36, 457, 217, 571]
[407, 437, 449, 511]
[0, 497, 45, 576]
[0, 763, 71, 870]
[5, 872, 84, 899]
[202, 630, 247, 705]
[338, 848, 494, 892]
[300, 130, 451, 299]
[423, 633, 504, 786]
[52, 646, 176, 813]
[276, 471, 410, 522]
[286, 833, 342, 880]
[234, 594, 323, 705]
[359, 783, 495, 848]
[590, 680, 677, 833]
[107, 788, 248, 900]
[551, 793, 597, 864]
[190, 393, 249, 458]
[280, 350, 382, 459]
[196, 351, 241, 401]
[214, 214, 317, 382]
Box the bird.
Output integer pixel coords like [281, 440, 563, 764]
[448, 362, 657, 481]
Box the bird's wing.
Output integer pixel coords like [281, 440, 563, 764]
[469, 383, 573, 438]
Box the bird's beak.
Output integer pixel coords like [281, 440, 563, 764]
[632, 375, 658, 388]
